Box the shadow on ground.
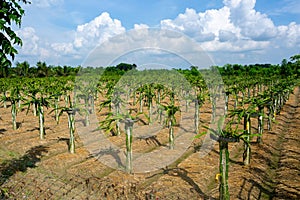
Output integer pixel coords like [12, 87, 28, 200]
[0, 145, 48, 186]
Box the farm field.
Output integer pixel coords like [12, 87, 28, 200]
[0, 65, 299, 199]
[2, 0, 300, 199]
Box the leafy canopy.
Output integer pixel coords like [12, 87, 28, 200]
[0, 0, 30, 67]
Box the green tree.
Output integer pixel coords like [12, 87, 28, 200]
[15, 61, 30, 76]
[0, 0, 30, 74]
[36, 61, 51, 77]
[290, 54, 300, 76]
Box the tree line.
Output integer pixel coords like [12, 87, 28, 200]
[216, 54, 300, 77]
[1, 54, 299, 78]
[0, 62, 140, 78]
[0, 61, 80, 78]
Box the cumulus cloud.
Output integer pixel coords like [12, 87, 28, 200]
[159, 0, 300, 57]
[276, 22, 300, 48]
[161, 8, 217, 42]
[16, 12, 127, 65]
[160, 6, 241, 46]
[74, 12, 125, 49]
[224, 0, 277, 41]
[16, 27, 53, 62]
[51, 43, 75, 54]
[15, 0, 300, 66]
[219, 30, 237, 42]
[134, 24, 149, 30]
[82, 28, 215, 68]
[16, 27, 40, 56]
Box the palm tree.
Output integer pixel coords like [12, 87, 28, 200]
[15, 61, 30, 77]
[36, 61, 52, 77]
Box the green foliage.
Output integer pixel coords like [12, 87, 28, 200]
[161, 103, 180, 127]
[0, 0, 30, 70]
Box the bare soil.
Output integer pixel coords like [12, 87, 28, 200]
[0, 87, 299, 199]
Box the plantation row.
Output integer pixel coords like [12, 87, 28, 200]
[0, 63, 299, 199]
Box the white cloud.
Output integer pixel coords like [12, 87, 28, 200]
[15, 0, 300, 66]
[134, 24, 149, 30]
[201, 39, 269, 52]
[158, 0, 300, 65]
[16, 12, 127, 65]
[276, 22, 300, 48]
[160, 7, 240, 44]
[16, 27, 40, 56]
[159, 0, 300, 59]
[198, 7, 237, 37]
[161, 8, 218, 42]
[30, 0, 63, 8]
[219, 30, 237, 42]
[16, 27, 54, 62]
[161, 8, 201, 33]
[74, 12, 125, 49]
[223, 0, 255, 9]
[51, 43, 75, 54]
[225, 0, 277, 41]
[82, 28, 215, 68]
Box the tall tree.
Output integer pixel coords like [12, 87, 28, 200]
[0, 0, 30, 76]
[15, 61, 30, 76]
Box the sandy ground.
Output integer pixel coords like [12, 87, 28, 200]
[0, 87, 299, 199]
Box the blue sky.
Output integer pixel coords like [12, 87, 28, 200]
[14, 0, 300, 68]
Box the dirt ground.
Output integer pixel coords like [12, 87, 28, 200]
[0, 87, 299, 199]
